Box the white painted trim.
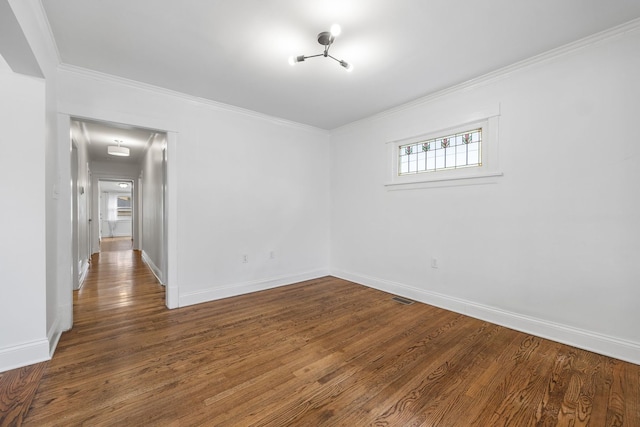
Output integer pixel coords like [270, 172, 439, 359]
[57, 64, 330, 135]
[57, 113, 74, 333]
[165, 132, 179, 309]
[92, 173, 140, 252]
[45, 303, 73, 363]
[385, 172, 504, 190]
[59, 302, 73, 333]
[385, 113, 502, 190]
[0, 339, 50, 374]
[78, 258, 89, 289]
[142, 250, 164, 285]
[8, 0, 61, 73]
[46, 314, 61, 357]
[334, 18, 640, 134]
[179, 269, 330, 308]
[331, 269, 640, 366]
[31, 0, 62, 64]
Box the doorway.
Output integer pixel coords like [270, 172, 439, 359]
[98, 180, 134, 242]
[69, 117, 170, 299]
[63, 114, 177, 325]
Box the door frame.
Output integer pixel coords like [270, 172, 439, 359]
[94, 177, 137, 250]
[59, 112, 178, 335]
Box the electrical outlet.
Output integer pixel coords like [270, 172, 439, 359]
[431, 257, 438, 269]
[242, 254, 248, 263]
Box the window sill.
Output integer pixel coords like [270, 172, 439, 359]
[385, 171, 503, 190]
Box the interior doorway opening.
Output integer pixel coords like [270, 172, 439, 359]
[66, 114, 176, 314]
[98, 179, 134, 242]
[69, 116, 171, 301]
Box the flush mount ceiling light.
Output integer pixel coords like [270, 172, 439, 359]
[289, 24, 353, 72]
[107, 139, 130, 157]
[118, 182, 129, 189]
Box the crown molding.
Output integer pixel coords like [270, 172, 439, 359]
[53, 15, 640, 136]
[33, 0, 62, 65]
[333, 17, 640, 134]
[7, 0, 61, 75]
[57, 63, 330, 136]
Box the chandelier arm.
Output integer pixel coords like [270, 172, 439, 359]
[291, 26, 351, 70]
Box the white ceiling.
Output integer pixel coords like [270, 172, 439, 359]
[99, 180, 133, 193]
[43, 0, 640, 130]
[71, 118, 158, 165]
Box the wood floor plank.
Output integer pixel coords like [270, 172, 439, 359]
[229, 306, 456, 425]
[7, 238, 637, 426]
[0, 363, 47, 427]
[367, 322, 507, 426]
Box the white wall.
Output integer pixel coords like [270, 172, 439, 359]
[1, 0, 67, 373]
[330, 26, 640, 364]
[140, 133, 166, 283]
[57, 67, 331, 308]
[0, 56, 49, 371]
[176, 111, 331, 304]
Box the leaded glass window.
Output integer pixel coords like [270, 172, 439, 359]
[398, 128, 482, 175]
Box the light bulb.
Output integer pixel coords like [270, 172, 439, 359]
[330, 24, 341, 37]
[340, 60, 353, 72]
[289, 55, 305, 66]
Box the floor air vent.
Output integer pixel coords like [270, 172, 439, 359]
[391, 296, 414, 305]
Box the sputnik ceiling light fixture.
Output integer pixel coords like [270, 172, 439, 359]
[289, 24, 353, 72]
[107, 139, 130, 157]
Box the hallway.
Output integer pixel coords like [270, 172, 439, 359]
[75, 237, 161, 310]
[23, 238, 166, 425]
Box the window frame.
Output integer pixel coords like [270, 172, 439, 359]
[398, 127, 483, 175]
[385, 114, 502, 190]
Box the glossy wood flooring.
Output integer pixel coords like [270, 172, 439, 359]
[0, 363, 46, 427]
[11, 238, 640, 425]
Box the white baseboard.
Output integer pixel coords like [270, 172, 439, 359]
[47, 315, 62, 357]
[46, 303, 73, 359]
[331, 269, 640, 365]
[141, 250, 164, 285]
[166, 283, 179, 309]
[0, 339, 50, 373]
[78, 259, 90, 289]
[179, 269, 330, 308]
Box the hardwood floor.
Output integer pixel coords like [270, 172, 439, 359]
[2, 238, 638, 425]
[0, 363, 46, 427]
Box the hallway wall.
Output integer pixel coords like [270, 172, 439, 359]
[140, 133, 166, 283]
